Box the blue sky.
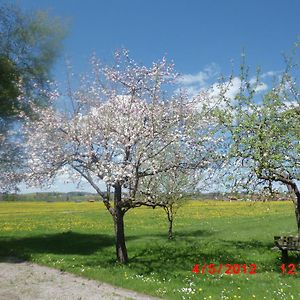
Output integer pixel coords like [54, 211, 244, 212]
[15, 0, 300, 193]
[18, 0, 300, 77]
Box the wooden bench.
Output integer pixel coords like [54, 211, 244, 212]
[273, 236, 300, 260]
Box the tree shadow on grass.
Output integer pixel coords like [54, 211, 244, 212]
[174, 229, 213, 238]
[124, 237, 300, 276]
[219, 239, 300, 272]
[222, 239, 274, 250]
[0, 229, 211, 268]
[2, 230, 294, 277]
[123, 234, 242, 276]
[129, 229, 213, 241]
[0, 231, 120, 261]
[126, 244, 239, 276]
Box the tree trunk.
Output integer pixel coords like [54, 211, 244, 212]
[113, 183, 128, 263]
[168, 218, 173, 240]
[295, 195, 300, 236]
[165, 207, 174, 240]
[287, 182, 300, 236]
[282, 249, 288, 262]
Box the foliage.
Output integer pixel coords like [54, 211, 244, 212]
[0, 3, 67, 118]
[0, 56, 20, 117]
[213, 52, 300, 233]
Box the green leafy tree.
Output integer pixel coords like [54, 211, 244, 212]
[0, 3, 66, 191]
[214, 59, 300, 234]
[0, 3, 67, 118]
[0, 56, 20, 117]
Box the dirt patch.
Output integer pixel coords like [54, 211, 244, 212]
[0, 261, 160, 300]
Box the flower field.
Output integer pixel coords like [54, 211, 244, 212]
[0, 200, 299, 299]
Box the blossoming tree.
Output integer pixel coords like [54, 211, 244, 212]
[139, 168, 199, 240]
[214, 62, 300, 234]
[24, 50, 217, 263]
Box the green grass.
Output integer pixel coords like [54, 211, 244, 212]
[0, 200, 299, 299]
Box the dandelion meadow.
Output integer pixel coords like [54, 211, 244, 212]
[1, 1, 300, 300]
[0, 200, 299, 300]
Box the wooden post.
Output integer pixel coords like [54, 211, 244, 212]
[282, 249, 288, 262]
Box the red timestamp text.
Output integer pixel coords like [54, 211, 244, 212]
[192, 263, 257, 275]
[281, 264, 300, 275]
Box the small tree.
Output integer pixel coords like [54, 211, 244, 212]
[139, 168, 198, 240]
[23, 50, 217, 263]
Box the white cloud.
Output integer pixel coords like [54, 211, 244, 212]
[179, 65, 277, 113]
[177, 63, 219, 96]
[249, 77, 268, 93]
[282, 100, 300, 110]
[208, 74, 271, 102]
[178, 70, 210, 86]
[208, 77, 241, 101]
[224, 77, 242, 100]
[254, 82, 268, 92]
[178, 66, 278, 98]
[195, 76, 268, 112]
[261, 70, 280, 79]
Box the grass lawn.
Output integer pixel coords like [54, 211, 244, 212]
[0, 200, 299, 299]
